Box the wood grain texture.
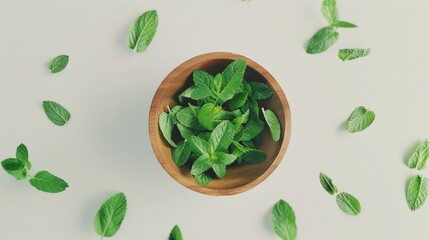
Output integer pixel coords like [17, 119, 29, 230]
[149, 52, 291, 196]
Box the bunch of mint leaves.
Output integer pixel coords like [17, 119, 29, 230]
[158, 59, 281, 187]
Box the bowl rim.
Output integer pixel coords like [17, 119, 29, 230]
[149, 52, 291, 196]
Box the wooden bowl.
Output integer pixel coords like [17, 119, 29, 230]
[149, 52, 291, 196]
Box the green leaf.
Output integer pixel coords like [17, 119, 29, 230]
[94, 192, 127, 237]
[172, 141, 192, 166]
[249, 82, 273, 100]
[16, 143, 31, 170]
[321, 0, 338, 25]
[407, 139, 429, 170]
[240, 120, 264, 141]
[198, 103, 221, 130]
[190, 87, 212, 100]
[242, 98, 260, 119]
[169, 225, 183, 240]
[158, 112, 177, 147]
[242, 149, 267, 163]
[128, 10, 158, 53]
[262, 108, 281, 142]
[347, 106, 375, 133]
[306, 26, 339, 54]
[193, 70, 214, 89]
[219, 60, 247, 103]
[178, 86, 195, 103]
[48, 55, 69, 73]
[190, 155, 211, 176]
[406, 175, 428, 211]
[319, 172, 338, 195]
[29, 171, 69, 193]
[333, 21, 358, 28]
[195, 173, 212, 187]
[232, 141, 247, 158]
[227, 92, 248, 110]
[336, 192, 361, 215]
[189, 136, 211, 157]
[209, 121, 235, 151]
[176, 107, 202, 130]
[213, 74, 223, 93]
[272, 199, 297, 240]
[177, 123, 193, 139]
[213, 152, 237, 165]
[212, 163, 227, 178]
[1, 158, 27, 180]
[338, 48, 371, 61]
[43, 101, 71, 126]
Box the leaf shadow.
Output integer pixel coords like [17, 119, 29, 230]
[263, 208, 273, 234]
[116, 20, 132, 52]
[338, 119, 348, 132]
[403, 141, 421, 167]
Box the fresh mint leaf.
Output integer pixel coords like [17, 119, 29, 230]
[193, 70, 214, 89]
[262, 108, 281, 142]
[48, 55, 69, 73]
[191, 87, 212, 100]
[336, 192, 361, 215]
[227, 92, 248, 110]
[347, 106, 375, 133]
[219, 60, 246, 103]
[338, 48, 371, 61]
[128, 10, 158, 53]
[176, 107, 202, 130]
[159, 112, 177, 147]
[172, 141, 192, 166]
[321, 0, 338, 25]
[213, 73, 223, 93]
[16, 143, 31, 170]
[1, 158, 27, 180]
[29, 170, 69, 193]
[249, 82, 273, 100]
[190, 155, 211, 176]
[195, 173, 212, 187]
[334, 21, 358, 28]
[407, 139, 429, 170]
[406, 175, 428, 211]
[177, 123, 193, 139]
[272, 199, 297, 240]
[209, 121, 235, 151]
[189, 136, 211, 157]
[242, 149, 267, 163]
[319, 172, 338, 195]
[43, 100, 71, 126]
[306, 26, 339, 54]
[169, 225, 183, 240]
[94, 192, 127, 237]
[240, 120, 264, 141]
[178, 86, 195, 104]
[198, 103, 221, 130]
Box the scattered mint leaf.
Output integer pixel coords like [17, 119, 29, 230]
[1, 158, 27, 180]
[336, 192, 361, 215]
[169, 225, 183, 240]
[319, 172, 338, 195]
[43, 100, 71, 126]
[195, 173, 212, 187]
[272, 199, 297, 240]
[262, 108, 281, 142]
[159, 111, 177, 147]
[94, 192, 127, 237]
[16, 143, 31, 170]
[406, 175, 428, 211]
[128, 10, 158, 53]
[347, 106, 375, 133]
[48, 55, 69, 73]
[407, 139, 429, 170]
[321, 0, 338, 25]
[29, 170, 69, 193]
[306, 26, 339, 54]
[338, 48, 371, 61]
[334, 21, 358, 28]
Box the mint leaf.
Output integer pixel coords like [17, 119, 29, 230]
[177, 123, 193, 139]
[338, 48, 371, 61]
[198, 103, 221, 130]
[190, 87, 212, 100]
[262, 108, 281, 142]
[94, 192, 127, 237]
[319, 172, 338, 195]
[249, 82, 273, 100]
[321, 0, 338, 25]
[193, 70, 214, 89]
[272, 199, 297, 240]
[213, 73, 223, 93]
[189, 136, 211, 157]
[1, 158, 27, 180]
[347, 106, 375, 133]
[48, 55, 69, 73]
[219, 60, 246, 103]
[176, 107, 202, 130]
[209, 121, 235, 151]
[242, 149, 267, 163]
[406, 175, 428, 211]
[240, 120, 264, 141]
[178, 86, 195, 103]
[195, 173, 212, 187]
[227, 92, 248, 110]
[334, 21, 358, 28]
[172, 141, 191, 166]
[169, 225, 183, 240]
[306, 26, 339, 54]
[16, 143, 31, 170]
[159, 112, 177, 147]
[407, 139, 429, 170]
[190, 155, 211, 176]
[43, 100, 71, 126]
[336, 192, 361, 215]
[29, 170, 69, 193]
[128, 10, 158, 53]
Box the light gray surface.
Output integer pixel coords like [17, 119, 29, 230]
[1, 0, 428, 239]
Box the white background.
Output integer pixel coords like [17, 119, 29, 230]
[1, 0, 429, 239]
